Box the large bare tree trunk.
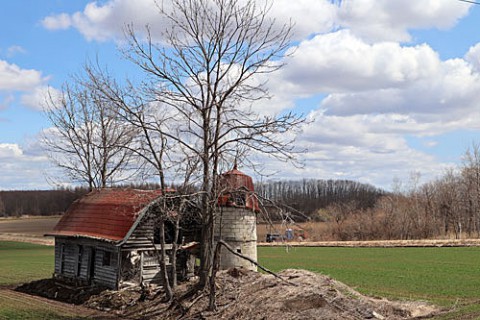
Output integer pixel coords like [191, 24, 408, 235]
[67, 0, 304, 296]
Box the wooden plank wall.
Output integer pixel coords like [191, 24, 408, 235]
[53, 212, 187, 289]
[93, 248, 118, 288]
[123, 214, 156, 249]
[54, 237, 120, 289]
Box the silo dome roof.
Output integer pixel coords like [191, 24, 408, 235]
[219, 164, 260, 212]
[220, 165, 255, 192]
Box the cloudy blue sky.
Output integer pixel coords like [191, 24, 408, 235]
[1, 0, 480, 190]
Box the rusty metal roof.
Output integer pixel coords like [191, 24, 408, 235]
[219, 166, 260, 212]
[47, 188, 163, 242]
[220, 166, 255, 192]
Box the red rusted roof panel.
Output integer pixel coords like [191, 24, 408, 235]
[49, 189, 163, 242]
[219, 167, 260, 212]
[220, 168, 255, 192]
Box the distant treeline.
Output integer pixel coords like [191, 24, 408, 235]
[256, 179, 385, 220]
[0, 182, 164, 217]
[0, 179, 384, 218]
[0, 188, 87, 217]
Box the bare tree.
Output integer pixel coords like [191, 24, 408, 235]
[118, 0, 303, 291]
[115, 0, 303, 287]
[43, 77, 138, 190]
[57, 0, 304, 302]
[461, 143, 480, 236]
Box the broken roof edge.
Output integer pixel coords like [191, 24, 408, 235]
[115, 195, 162, 247]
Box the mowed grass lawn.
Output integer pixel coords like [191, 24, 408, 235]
[258, 246, 480, 318]
[0, 241, 54, 286]
[0, 241, 76, 320]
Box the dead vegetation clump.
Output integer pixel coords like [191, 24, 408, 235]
[182, 268, 438, 320]
[82, 268, 439, 319]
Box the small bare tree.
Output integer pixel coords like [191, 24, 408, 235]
[43, 76, 138, 190]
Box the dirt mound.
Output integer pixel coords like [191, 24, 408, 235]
[83, 269, 439, 319]
[180, 269, 438, 320]
[16, 269, 439, 319]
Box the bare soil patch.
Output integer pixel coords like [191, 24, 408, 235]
[16, 279, 109, 305]
[0, 216, 60, 235]
[0, 216, 60, 245]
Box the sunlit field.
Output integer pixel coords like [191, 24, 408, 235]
[258, 246, 480, 319]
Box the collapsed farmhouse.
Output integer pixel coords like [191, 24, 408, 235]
[46, 166, 260, 289]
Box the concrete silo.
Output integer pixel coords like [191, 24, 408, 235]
[215, 165, 260, 271]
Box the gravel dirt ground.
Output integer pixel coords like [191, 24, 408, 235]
[16, 269, 440, 320]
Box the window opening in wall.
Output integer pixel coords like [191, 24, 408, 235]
[60, 244, 66, 273]
[102, 251, 112, 266]
[154, 221, 177, 244]
[77, 245, 83, 277]
[233, 192, 246, 206]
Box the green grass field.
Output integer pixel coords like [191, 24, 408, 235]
[0, 241, 87, 320]
[0, 241, 54, 286]
[258, 246, 480, 319]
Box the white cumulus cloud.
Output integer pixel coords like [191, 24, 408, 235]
[337, 0, 471, 42]
[279, 30, 441, 95]
[0, 143, 23, 158]
[40, 0, 472, 44]
[20, 86, 61, 111]
[0, 60, 45, 91]
[0, 143, 53, 190]
[41, 0, 167, 41]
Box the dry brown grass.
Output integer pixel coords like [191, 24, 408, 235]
[257, 221, 330, 242]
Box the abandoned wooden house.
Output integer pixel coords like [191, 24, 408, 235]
[46, 166, 260, 289]
[46, 188, 201, 289]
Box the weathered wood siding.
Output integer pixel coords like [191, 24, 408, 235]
[123, 215, 156, 250]
[121, 214, 179, 285]
[93, 247, 119, 288]
[53, 237, 120, 289]
[53, 211, 189, 289]
[54, 239, 78, 277]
